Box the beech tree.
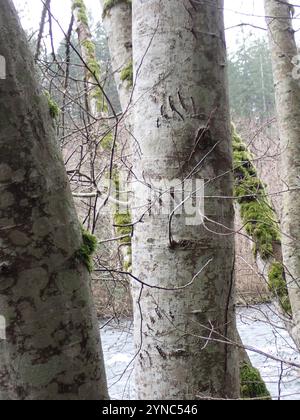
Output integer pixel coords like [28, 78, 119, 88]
[101, 0, 133, 271]
[101, 0, 133, 112]
[264, 0, 300, 349]
[130, 0, 239, 399]
[0, 0, 108, 400]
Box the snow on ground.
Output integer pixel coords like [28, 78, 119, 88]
[101, 305, 300, 400]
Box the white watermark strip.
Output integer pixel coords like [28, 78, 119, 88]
[131, 178, 205, 225]
[0, 55, 6, 80]
[0, 315, 6, 340]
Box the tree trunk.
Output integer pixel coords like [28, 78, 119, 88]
[101, 0, 132, 112]
[101, 0, 133, 270]
[264, 0, 300, 348]
[0, 0, 108, 400]
[131, 0, 239, 400]
[72, 0, 106, 117]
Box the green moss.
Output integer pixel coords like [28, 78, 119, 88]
[72, 1, 99, 78]
[239, 201, 280, 259]
[114, 211, 132, 244]
[88, 58, 100, 78]
[82, 39, 96, 56]
[72, 1, 107, 112]
[102, 0, 131, 18]
[44, 91, 60, 119]
[72, 0, 89, 26]
[114, 209, 132, 270]
[232, 124, 291, 314]
[111, 172, 132, 270]
[75, 228, 98, 273]
[120, 61, 133, 88]
[112, 169, 120, 191]
[268, 262, 291, 314]
[240, 363, 271, 400]
[232, 125, 280, 259]
[123, 259, 132, 271]
[101, 132, 113, 150]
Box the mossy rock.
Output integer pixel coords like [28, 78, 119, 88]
[240, 363, 271, 400]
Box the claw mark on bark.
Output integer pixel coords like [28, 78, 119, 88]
[224, 255, 235, 383]
[155, 306, 163, 319]
[169, 96, 184, 121]
[160, 104, 170, 120]
[188, 126, 211, 162]
[0, 262, 11, 274]
[177, 91, 188, 111]
[183, 3, 193, 18]
[124, 41, 132, 50]
[169, 349, 189, 358]
[146, 324, 155, 335]
[169, 239, 193, 250]
[145, 350, 152, 367]
[190, 97, 196, 115]
[189, 0, 197, 11]
[156, 345, 167, 359]
[190, 27, 198, 39]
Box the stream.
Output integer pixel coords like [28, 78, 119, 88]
[100, 304, 300, 400]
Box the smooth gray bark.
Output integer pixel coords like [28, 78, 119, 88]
[101, 0, 132, 112]
[131, 0, 239, 400]
[0, 0, 108, 400]
[101, 0, 133, 269]
[264, 0, 300, 348]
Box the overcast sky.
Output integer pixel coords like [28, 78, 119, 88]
[12, 0, 300, 54]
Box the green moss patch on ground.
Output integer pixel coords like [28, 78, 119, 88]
[240, 362, 271, 400]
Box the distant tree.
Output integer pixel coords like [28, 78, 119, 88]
[265, 0, 300, 350]
[228, 37, 275, 120]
